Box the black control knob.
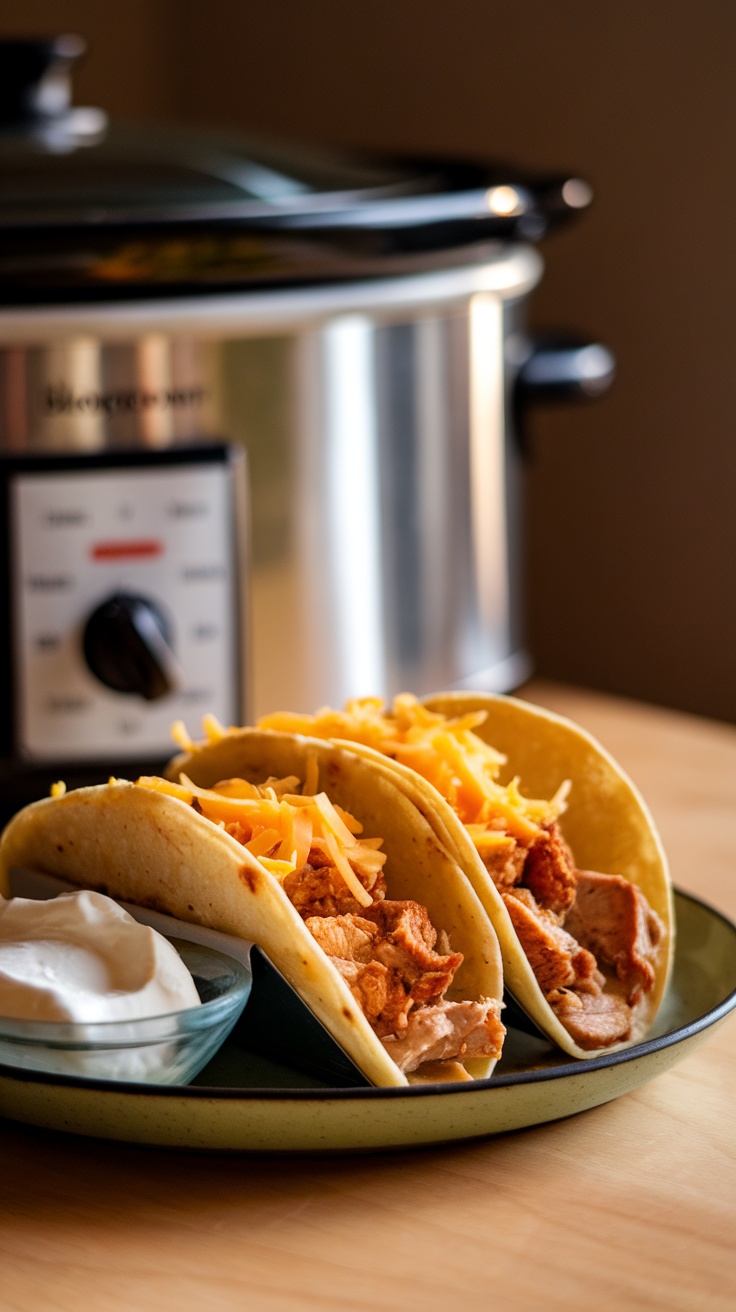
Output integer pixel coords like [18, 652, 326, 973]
[82, 593, 182, 701]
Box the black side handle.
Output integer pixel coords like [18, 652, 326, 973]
[511, 332, 615, 455]
[514, 332, 616, 402]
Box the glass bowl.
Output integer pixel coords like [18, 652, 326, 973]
[0, 939, 252, 1085]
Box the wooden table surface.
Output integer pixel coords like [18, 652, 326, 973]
[2, 683, 735, 1312]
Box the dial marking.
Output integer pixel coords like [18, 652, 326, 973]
[91, 539, 164, 561]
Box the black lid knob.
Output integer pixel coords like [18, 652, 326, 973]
[0, 34, 106, 146]
[0, 35, 85, 127]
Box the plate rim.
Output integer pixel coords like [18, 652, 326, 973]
[1, 886, 734, 1102]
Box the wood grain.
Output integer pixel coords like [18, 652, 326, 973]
[1, 683, 735, 1312]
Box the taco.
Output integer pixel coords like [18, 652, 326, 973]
[0, 733, 505, 1087]
[255, 692, 674, 1059]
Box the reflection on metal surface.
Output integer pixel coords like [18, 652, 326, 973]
[41, 337, 104, 451]
[323, 316, 383, 701]
[485, 185, 525, 217]
[137, 335, 173, 447]
[561, 178, 594, 209]
[469, 293, 508, 658]
[414, 316, 450, 680]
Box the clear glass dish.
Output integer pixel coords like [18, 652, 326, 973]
[0, 938, 252, 1085]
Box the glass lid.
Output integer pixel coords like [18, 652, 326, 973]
[0, 121, 434, 228]
[0, 36, 593, 302]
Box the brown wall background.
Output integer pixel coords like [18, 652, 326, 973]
[4, 0, 736, 721]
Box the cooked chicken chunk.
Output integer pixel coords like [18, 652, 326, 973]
[282, 854, 386, 918]
[522, 823, 577, 916]
[564, 870, 664, 1001]
[305, 901, 465, 1038]
[502, 887, 603, 996]
[303, 913, 376, 962]
[361, 900, 463, 1005]
[548, 987, 632, 1050]
[480, 841, 527, 889]
[380, 998, 505, 1073]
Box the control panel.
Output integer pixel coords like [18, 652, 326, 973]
[2, 446, 246, 766]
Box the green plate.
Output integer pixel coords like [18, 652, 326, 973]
[1, 889, 734, 1153]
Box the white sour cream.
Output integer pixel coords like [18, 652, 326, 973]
[0, 889, 201, 1023]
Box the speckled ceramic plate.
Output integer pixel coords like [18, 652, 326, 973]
[1, 889, 734, 1153]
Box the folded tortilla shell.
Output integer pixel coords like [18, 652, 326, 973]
[384, 692, 674, 1058]
[260, 692, 673, 1059]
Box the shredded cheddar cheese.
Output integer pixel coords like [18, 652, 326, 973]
[137, 775, 194, 804]
[170, 719, 193, 751]
[134, 762, 383, 909]
[202, 713, 229, 743]
[257, 694, 570, 853]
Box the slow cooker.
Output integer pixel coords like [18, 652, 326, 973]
[0, 36, 614, 812]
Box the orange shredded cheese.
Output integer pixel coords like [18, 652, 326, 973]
[134, 770, 383, 908]
[318, 829, 373, 907]
[257, 693, 569, 854]
[259, 857, 297, 879]
[204, 777, 263, 800]
[136, 776, 194, 805]
[311, 791, 359, 849]
[170, 719, 193, 751]
[202, 713, 228, 743]
[244, 827, 281, 858]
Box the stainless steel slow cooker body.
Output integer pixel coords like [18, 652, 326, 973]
[0, 247, 543, 718]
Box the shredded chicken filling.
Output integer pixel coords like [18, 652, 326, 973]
[290, 875, 504, 1072]
[252, 695, 666, 1051]
[495, 825, 664, 1049]
[135, 769, 504, 1074]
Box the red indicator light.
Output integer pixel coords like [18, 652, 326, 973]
[91, 540, 164, 561]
